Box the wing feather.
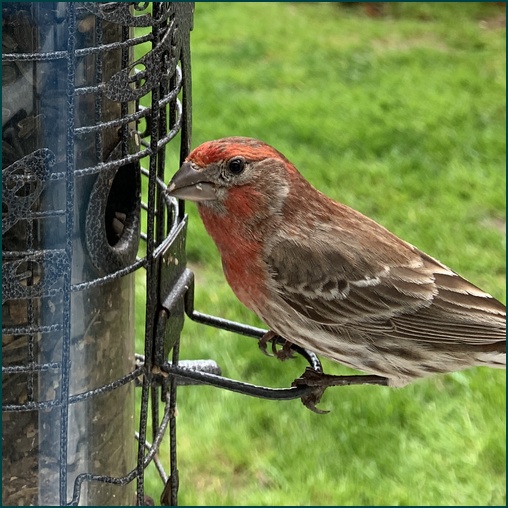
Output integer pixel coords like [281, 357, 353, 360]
[266, 237, 505, 347]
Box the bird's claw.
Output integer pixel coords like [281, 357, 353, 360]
[292, 367, 330, 414]
[258, 330, 276, 357]
[273, 339, 296, 361]
[293, 367, 389, 413]
[301, 390, 329, 414]
[258, 331, 296, 361]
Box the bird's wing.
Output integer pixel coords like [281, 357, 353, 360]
[265, 238, 506, 345]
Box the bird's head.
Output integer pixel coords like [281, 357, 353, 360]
[167, 137, 301, 218]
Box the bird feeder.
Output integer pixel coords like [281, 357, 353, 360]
[2, 3, 194, 504]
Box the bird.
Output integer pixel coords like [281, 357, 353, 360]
[167, 136, 506, 392]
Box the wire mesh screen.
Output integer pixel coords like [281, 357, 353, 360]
[2, 2, 194, 505]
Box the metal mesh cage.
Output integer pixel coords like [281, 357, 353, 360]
[2, 3, 193, 505]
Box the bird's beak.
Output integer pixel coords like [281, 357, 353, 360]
[166, 162, 217, 202]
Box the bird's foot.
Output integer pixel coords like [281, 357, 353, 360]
[258, 331, 296, 361]
[292, 367, 389, 414]
[258, 330, 276, 356]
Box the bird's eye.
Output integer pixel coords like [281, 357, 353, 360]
[227, 157, 246, 174]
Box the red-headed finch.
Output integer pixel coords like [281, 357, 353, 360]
[168, 137, 506, 388]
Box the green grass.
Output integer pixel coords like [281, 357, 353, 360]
[139, 2, 506, 505]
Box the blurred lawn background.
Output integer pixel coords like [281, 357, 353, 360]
[137, 2, 506, 505]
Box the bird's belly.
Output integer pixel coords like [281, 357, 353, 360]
[253, 303, 474, 387]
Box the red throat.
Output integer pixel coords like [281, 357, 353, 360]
[197, 198, 268, 309]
